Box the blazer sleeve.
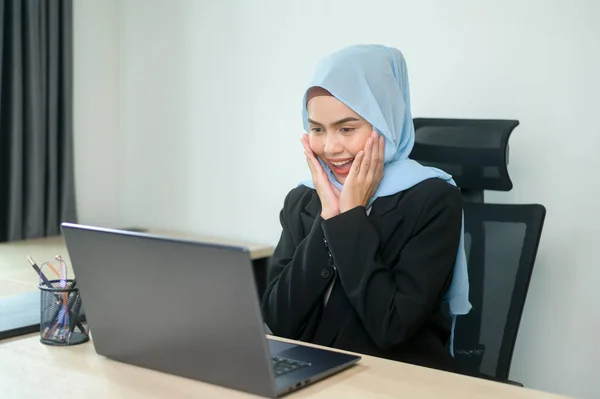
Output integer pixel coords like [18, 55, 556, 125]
[321, 185, 462, 350]
[261, 190, 336, 339]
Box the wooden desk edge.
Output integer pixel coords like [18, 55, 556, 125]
[0, 228, 275, 260]
[144, 228, 275, 259]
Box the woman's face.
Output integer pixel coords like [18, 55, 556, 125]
[307, 94, 373, 184]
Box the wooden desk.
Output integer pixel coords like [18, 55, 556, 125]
[0, 229, 274, 298]
[0, 233, 569, 398]
[0, 333, 568, 399]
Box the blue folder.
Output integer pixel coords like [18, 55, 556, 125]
[0, 291, 40, 340]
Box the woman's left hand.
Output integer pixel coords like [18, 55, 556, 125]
[339, 131, 385, 213]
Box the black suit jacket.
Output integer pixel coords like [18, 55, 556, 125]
[261, 178, 463, 372]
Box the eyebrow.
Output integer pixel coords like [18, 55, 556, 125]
[308, 117, 361, 126]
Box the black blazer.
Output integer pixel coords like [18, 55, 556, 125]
[260, 178, 463, 372]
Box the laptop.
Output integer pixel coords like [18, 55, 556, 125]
[60, 223, 360, 397]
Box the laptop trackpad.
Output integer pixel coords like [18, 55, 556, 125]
[268, 338, 297, 355]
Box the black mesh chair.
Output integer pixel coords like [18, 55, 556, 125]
[411, 118, 546, 385]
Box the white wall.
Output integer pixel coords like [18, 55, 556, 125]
[78, 0, 600, 397]
[73, 0, 122, 227]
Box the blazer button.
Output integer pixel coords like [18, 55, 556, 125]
[320, 268, 331, 279]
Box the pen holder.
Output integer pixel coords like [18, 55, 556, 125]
[39, 279, 89, 346]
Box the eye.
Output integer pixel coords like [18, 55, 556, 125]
[340, 127, 355, 134]
[310, 127, 324, 134]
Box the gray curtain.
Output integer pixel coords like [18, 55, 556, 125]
[0, 0, 77, 242]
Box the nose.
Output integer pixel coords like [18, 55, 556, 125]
[323, 132, 343, 156]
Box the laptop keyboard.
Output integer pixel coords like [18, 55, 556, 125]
[271, 356, 310, 377]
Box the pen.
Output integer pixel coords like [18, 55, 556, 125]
[65, 279, 87, 338]
[27, 256, 53, 288]
[68, 292, 89, 339]
[55, 255, 67, 288]
[28, 256, 65, 341]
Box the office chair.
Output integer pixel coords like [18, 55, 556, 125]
[411, 118, 546, 385]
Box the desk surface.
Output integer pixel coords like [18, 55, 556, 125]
[0, 233, 568, 398]
[0, 334, 567, 399]
[0, 229, 274, 297]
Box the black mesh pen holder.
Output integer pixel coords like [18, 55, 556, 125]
[39, 279, 89, 346]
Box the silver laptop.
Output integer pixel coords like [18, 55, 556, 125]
[61, 223, 360, 397]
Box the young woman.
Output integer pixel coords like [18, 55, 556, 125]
[261, 45, 471, 372]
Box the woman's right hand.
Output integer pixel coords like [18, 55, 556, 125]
[301, 134, 340, 220]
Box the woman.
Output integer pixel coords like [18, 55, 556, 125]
[261, 45, 471, 372]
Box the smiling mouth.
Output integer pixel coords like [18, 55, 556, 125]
[328, 158, 354, 175]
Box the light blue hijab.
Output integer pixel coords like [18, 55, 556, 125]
[300, 44, 471, 355]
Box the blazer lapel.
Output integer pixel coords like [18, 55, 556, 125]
[300, 191, 321, 233]
[369, 192, 405, 248]
[372, 192, 403, 218]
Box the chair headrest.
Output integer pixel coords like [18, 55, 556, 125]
[411, 118, 519, 192]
